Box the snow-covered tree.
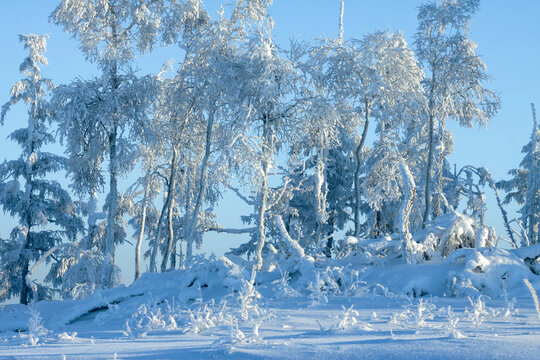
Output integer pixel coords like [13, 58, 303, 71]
[498, 104, 540, 246]
[326, 30, 425, 237]
[156, 3, 260, 270]
[285, 37, 345, 254]
[125, 145, 163, 280]
[240, 9, 300, 271]
[0, 34, 83, 304]
[415, 0, 499, 225]
[49, 0, 178, 288]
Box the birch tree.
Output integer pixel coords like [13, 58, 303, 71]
[415, 0, 499, 225]
[235, 1, 299, 271]
[327, 30, 425, 237]
[50, 0, 177, 288]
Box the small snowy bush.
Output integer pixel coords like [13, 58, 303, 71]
[411, 299, 436, 328]
[272, 270, 300, 299]
[27, 305, 49, 346]
[183, 299, 228, 335]
[445, 306, 464, 339]
[335, 305, 359, 330]
[466, 296, 489, 329]
[124, 299, 179, 337]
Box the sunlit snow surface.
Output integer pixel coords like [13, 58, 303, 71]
[1, 293, 539, 359]
[2, 244, 540, 360]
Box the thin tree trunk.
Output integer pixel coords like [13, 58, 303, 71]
[423, 72, 437, 227]
[315, 147, 327, 245]
[183, 167, 191, 267]
[161, 146, 179, 272]
[186, 99, 216, 260]
[149, 191, 168, 273]
[255, 118, 272, 271]
[102, 124, 118, 288]
[354, 100, 370, 237]
[399, 163, 416, 264]
[433, 126, 445, 218]
[20, 110, 36, 304]
[102, 55, 120, 289]
[489, 178, 516, 247]
[135, 168, 152, 280]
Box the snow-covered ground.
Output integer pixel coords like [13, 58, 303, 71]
[1, 253, 540, 359]
[1, 296, 539, 359]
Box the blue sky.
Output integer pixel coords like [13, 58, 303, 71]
[0, 1, 539, 281]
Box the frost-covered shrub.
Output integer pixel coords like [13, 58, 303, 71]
[465, 296, 489, 329]
[348, 235, 402, 266]
[300, 265, 370, 300]
[236, 270, 270, 342]
[272, 270, 300, 299]
[410, 299, 436, 328]
[183, 299, 228, 335]
[411, 212, 481, 260]
[444, 306, 464, 339]
[124, 299, 179, 337]
[445, 247, 533, 298]
[335, 305, 359, 331]
[28, 305, 49, 346]
[342, 211, 483, 267]
[175, 255, 246, 303]
[53, 250, 123, 300]
[393, 299, 437, 331]
[320, 266, 367, 297]
[307, 272, 329, 306]
[333, 237, 359, 259]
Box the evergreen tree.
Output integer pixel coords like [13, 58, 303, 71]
[498, 104, 540, 246]
[0, 34, 83, 304]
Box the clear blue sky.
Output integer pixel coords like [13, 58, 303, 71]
[1, 1, 539, 282]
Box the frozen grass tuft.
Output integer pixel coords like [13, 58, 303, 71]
[445, 306, 465, 339]
[335, 305, 359, 330]
[523, 279, 540, 320]
[466, 296, 489, 329]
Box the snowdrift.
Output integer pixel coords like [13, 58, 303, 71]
[1, 212, 539, 335]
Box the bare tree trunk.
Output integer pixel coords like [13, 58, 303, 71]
[423, 70, 438, 227]
[186, 99, 216, 260]
[19, 240, 31, 305]
[102, 123, 118, 288]
[20, 113, 36, 304]
[255, 118, 272, 271]
[183, 167, 191, 267]
[150, 192, 167, 272]
[433, 126, 445, 218]
[102, 56, 120, 289]
[161, 146, 179, 272]
[354, 101, 370, 237]
[315, 147, 328, 245]
[135, 169, 152, 280]
[494, 185, 517, 247]
[399, 163, 416, 264]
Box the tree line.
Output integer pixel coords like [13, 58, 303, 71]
[0, 0, 538, 305]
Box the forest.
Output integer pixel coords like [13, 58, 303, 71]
[0, 0, 539, 358]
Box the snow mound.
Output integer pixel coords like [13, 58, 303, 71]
[445, 247, 536, 298]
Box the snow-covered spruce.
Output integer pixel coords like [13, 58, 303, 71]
[0, 34, 83, 304]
